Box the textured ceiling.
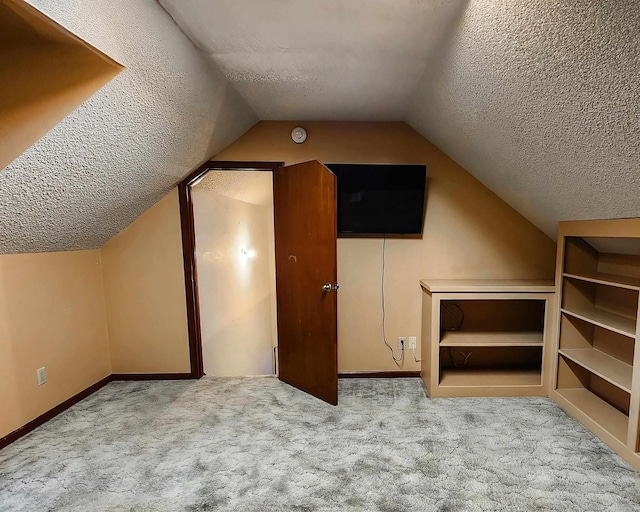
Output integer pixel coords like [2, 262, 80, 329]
[3, 1, 638, 253]
[407, 0, 640, 238]
[158, 0, 467, 120]
[161, 0, 640, 239]
[194, 171, 273, 207]
[0, 0, 256, 254]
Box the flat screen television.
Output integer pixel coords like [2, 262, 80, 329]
[325, 163, 427, 235]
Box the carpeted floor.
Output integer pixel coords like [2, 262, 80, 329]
[1, 377, 640, 511]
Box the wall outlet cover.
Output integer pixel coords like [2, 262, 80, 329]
[37, 367, 47, 386]
[397, 336, 406, 350]
[409, 337, 417, 350]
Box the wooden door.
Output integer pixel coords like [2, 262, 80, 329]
[273, 160, 338, 405]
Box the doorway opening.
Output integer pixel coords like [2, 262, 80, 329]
[178, 161, 283, 378]
[191, 169, 277, 376]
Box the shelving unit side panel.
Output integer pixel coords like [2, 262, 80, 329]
[628, 294, 640, 451]
[550, 234, 567, 393]
[420, 289, 433, 396]
[541, 293, 557, 396]
[430, 294, 442, 395]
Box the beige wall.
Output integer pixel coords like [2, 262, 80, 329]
[215, 121, 557, 372]
[192, 187, 276, 376]
[101, 189, 190, 374]
[0, 250, 111, 438]
[0, 121, 558, 440]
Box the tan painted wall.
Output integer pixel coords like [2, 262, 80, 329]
[215, 121, 557, 372]
[100, 189, 191, 374]
[0, 250, 111, 438]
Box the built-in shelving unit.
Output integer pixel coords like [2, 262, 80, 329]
[420, 280, 555, 398]
[550, 219, 640, 472]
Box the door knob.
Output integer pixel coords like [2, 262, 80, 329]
[322, 283, 332, 292]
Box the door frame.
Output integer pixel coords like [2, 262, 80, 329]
[178, 160, 284, 378]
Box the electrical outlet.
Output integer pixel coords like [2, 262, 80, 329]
[397, 336, 406, 350]
[408, 337, 417, 350]
[37, 367, 47, 386]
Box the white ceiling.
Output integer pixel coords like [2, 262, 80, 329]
[158, 0, 467, 121]
[160, 0, 640, 239]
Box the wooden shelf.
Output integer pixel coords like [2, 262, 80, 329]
[556, 388, 628, 444]
[564, 272, 640, 291]
[559, 349, 633, 393]
[439, 368, 541, 387]
[420, 279, 555, 293]
[561, 306, 636, 339]
[440, 331, 543, 347]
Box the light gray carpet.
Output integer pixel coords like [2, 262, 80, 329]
[1, 377, 640, 511]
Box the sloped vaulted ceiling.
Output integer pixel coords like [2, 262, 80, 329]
[2, 1, 637, 253]
[160, 0, 639, 239]
[407, 1, 640, 238]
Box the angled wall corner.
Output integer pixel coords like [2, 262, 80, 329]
[100, 188, 191, 375]
[0, 0, 123, 171]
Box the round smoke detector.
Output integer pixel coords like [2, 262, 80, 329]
[291, 126, 307, 144]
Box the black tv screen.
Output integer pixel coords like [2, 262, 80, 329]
[325, 163, 427, 235]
